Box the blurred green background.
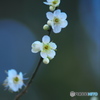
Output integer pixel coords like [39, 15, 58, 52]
[0, 0, 100, 100]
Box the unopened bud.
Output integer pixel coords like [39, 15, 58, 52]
[49, 6, 55, 11]
[47, 20, 52, 26]
[43, 58, 50, 64]
[43, 24, 50, 30]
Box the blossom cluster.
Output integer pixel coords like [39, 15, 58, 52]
[32, 0, 68, 64]
[3, 0, 68, 93]
[43, 0, 68, 33]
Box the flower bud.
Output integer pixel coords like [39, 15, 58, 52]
[43, 24, 50, 30]
[43, 58, 50, 64]
[49, 6, 55, 11]
[47, 20, 52, 26]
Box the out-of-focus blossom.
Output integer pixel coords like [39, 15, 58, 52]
[3, 69, 25, 92]
[44, 0, 60, 8]
[31, 41, 42, 53]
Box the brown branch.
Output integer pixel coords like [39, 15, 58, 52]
[14, 24, 52, 100]
[14, 57, 43, 100]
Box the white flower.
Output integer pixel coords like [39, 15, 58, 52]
[44, 0, 60, 8]
[3, 69, 25, 92]
[31, 35, 57, 60]
[40, 35, 57, 59]
[46, 9, 68, 33]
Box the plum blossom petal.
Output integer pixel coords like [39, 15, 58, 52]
[49, 42, 57, 49]
[53, 25, 61, 33]
[40, 52, 47, 58]
[43, 2, 51, 5]
[60, 20, 68, 28]
[54, 9, 61, 16]
[43, 0, 60, 8]
[31, 41, 42, 53]
[8, 69, 17, 78]
[47, 50, 56, 59]
[42, 35, 50, 44]
[46, 12, 54, 20]
[59, 12, 67, 20]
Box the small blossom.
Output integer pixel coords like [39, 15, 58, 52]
[31, 35, 57, 60]
[43, 24, 50, 30]
[46, 9, 68, 33]
[43, 58, 50, 64]
[3, 69, 25, 92]
[44, 0, 60, 8]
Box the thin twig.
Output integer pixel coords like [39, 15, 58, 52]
[14, 24, 52, 100]
[48, 27, 52, 36]
[14, 57, 43, 100]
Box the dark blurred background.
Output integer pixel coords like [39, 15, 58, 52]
[0, 0, 100, 100]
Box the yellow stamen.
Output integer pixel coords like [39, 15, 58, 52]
[13, 77, 19, 83]
[52, 1, 57, 4]
[55, 18, 59, 23]
[44, 45, 49, 50]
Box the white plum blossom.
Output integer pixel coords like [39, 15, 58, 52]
[44, 0, 60, 8]
[3, 69, 25, 92]
[46, 9, 68, 33]
[31, 35, 57, 63]
[40, 35, 57, 59]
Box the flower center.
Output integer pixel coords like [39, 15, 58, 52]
[13, 76, 19, 84]
[52, 1, 57, 5]
[44, 45, 49, 50]
[54, 17, 60, 24]
[43, 44, 51, 52]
